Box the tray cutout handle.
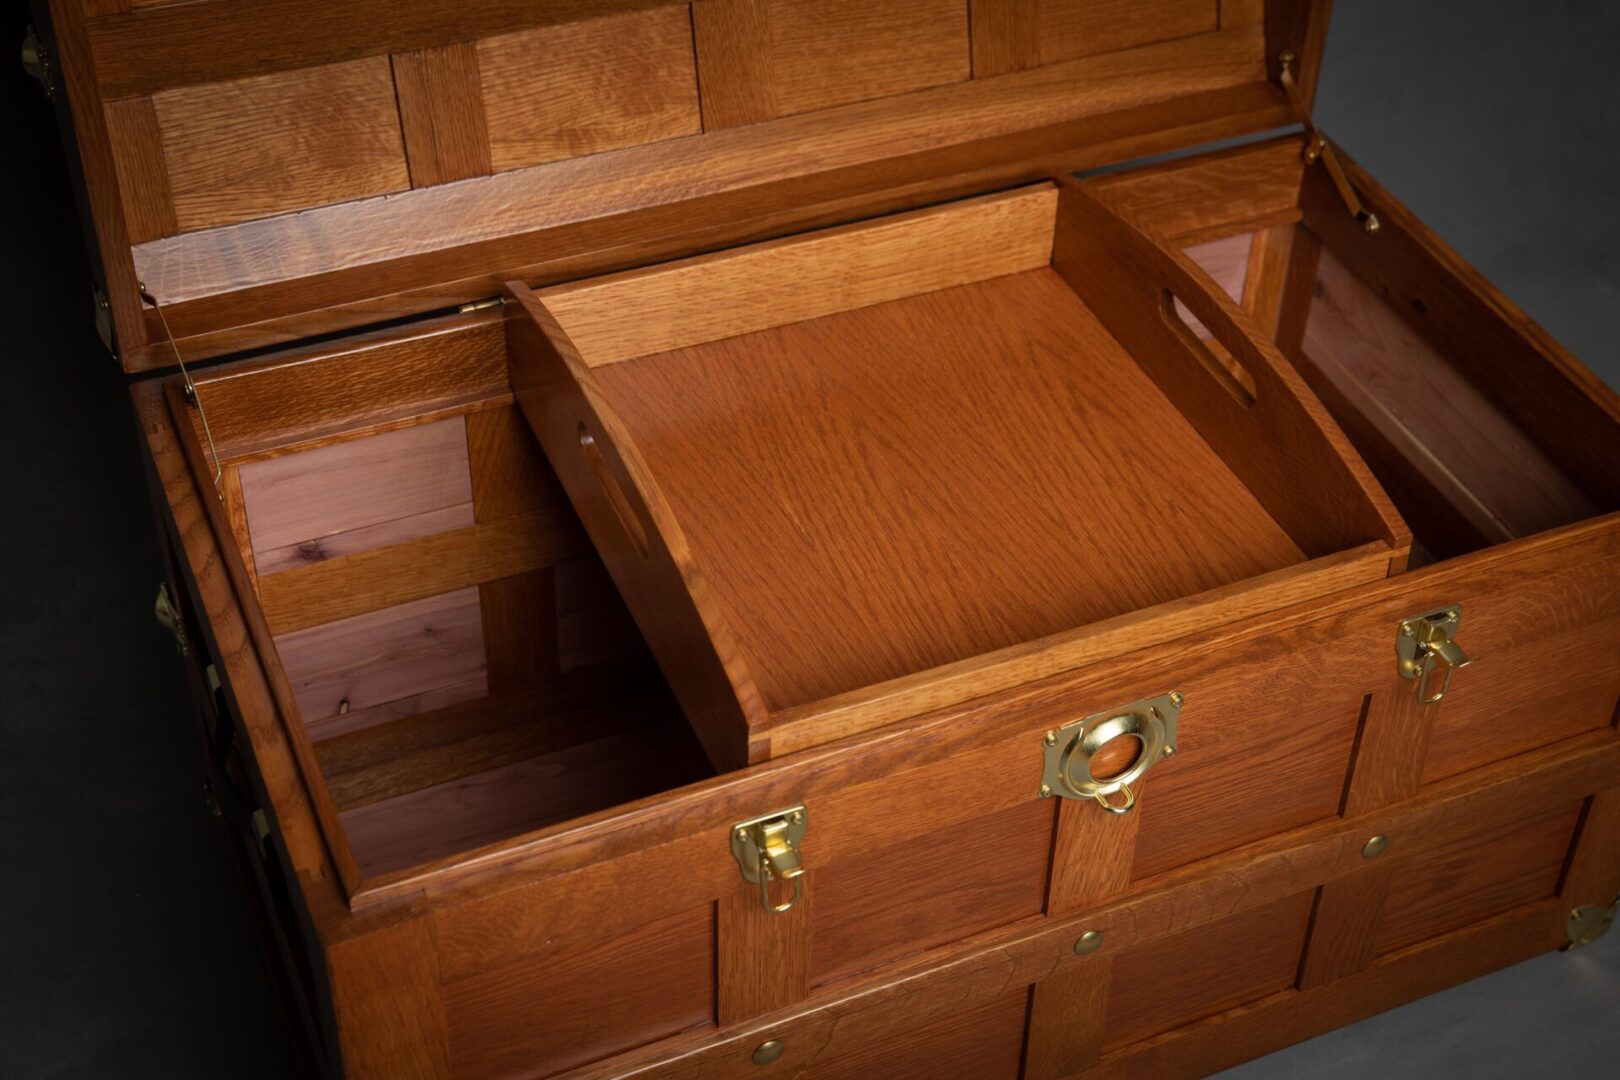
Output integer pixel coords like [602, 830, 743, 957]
[1161, 289, 1257, 407]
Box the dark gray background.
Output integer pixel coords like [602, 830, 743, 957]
[0, 2, 1614, 1077]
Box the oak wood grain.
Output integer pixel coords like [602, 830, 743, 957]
[969, 0, 1040, 78]
[1040, 0, 1219, 65]
[441, 903, 715, 1079]
[1052, 180, 1404, 562]
[257, 509, 587, 634]
[718, 882, 813, 1025]
[391, 43, 493, 187]
[103, 95, 176, 243]
[541, 185, 1057, 367]
[1559, 787, 1620, 919]
[768, 0, 971, 118]
[477, 6, 701, 173]
[591, 266, 1304, 713]
[691, 0, 776, 129]
[151, 56, 409, 232]
[327, 916, 451, 1078]
[1104, 889, 1314, 1051]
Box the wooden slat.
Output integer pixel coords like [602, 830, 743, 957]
[479, 571, 557, 691]
[1040, 0, 1219, 65]
[103, 95, 176, 242]
[276, 586, 488, 730]
[1220, 0, 1266, 26]
[1241, 222, 1294, 337]
[1298, 868, 1394, 989]
[217, 464, 258, 592]
[1085, 135, 1304, 244]
[691, 0, 777, 129]
[191, 314, 508, 463]
[259, 509, 589, 634]
[477, 7, 701, 173]
[150, 56, 409, 232]
[391, 42, 493, 187]
[541, 185, 1057, 366]
[717, 886, 813, 1024]
[768, 0, 971, 118]
[969, 0, 1040, 78]
[1559, 786, 1620, 919]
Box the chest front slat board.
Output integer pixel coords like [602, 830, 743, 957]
[37, 0, 1620, 1076]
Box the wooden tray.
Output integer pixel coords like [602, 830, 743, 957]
[508, 181, 1406, 768]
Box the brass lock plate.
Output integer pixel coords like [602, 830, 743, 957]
[1040, 692, 1183, 812]
[730, 806, 807, 914]
[1395, 604, 1470, 704]
[1566, 901, 1617, 949]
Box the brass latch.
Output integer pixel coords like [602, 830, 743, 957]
[1040, 692, 1183, 813]
[154, 582, 190, 656]
[731, 806, 807, 915]
[1395, 606, 1471, 704]
[1278, 51, 1379, 233]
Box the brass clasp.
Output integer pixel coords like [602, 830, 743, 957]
[1396, 606, 1471, 704]
[1040, 693, 1183, 812]
[731, 806, 807, 915]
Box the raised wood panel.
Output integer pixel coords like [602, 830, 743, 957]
[477, 7, 702, 173]
[391, 42, 493, 187]
[809, 799, 1053, 987]
[808, 989, 1029, 1079]
[1104, 889, 1314, 1051]
[275, 586, 487, 734]
[1373, 800, 1583, 957]
[768, 0, 971, 118]
[238, 417, 473, 572]
[150, 56, 409, 232]
[1041, 0, 1220, 65]
[103, 95, 176, 242]
[442, 903, 715, 1079]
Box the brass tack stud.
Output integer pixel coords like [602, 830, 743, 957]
[1362, 834, 1390, 859]
[752, 1038, 785, 1066]
[1043, 730, 1058, 746]
[1073, 930, 1104, 955]
[1038, 784, 1053, 799]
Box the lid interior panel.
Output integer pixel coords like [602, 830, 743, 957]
[52, 0, 1327, 369]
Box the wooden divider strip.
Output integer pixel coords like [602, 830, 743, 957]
[391, 42, 494, 187]
[692, 0, 777, 129]
[258, 509, 589, 634]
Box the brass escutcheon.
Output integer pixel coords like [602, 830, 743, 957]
[1040, 693, 1183, 812]
[730, 806, 807, 915]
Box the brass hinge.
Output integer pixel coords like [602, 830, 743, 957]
[140, 283, 223, 496]
[154, 582, 190, 656]
[1395, 605, 1472, 704]
[1279, 51, 1379, 233]
[21, 25, 57, 100]
[458, 297, 506, 314]
[731, 806, 807, 914]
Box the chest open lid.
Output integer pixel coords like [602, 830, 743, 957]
[45, 0, 1328, 373]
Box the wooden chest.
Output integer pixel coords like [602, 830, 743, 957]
[35, 0, 1620, 1076]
